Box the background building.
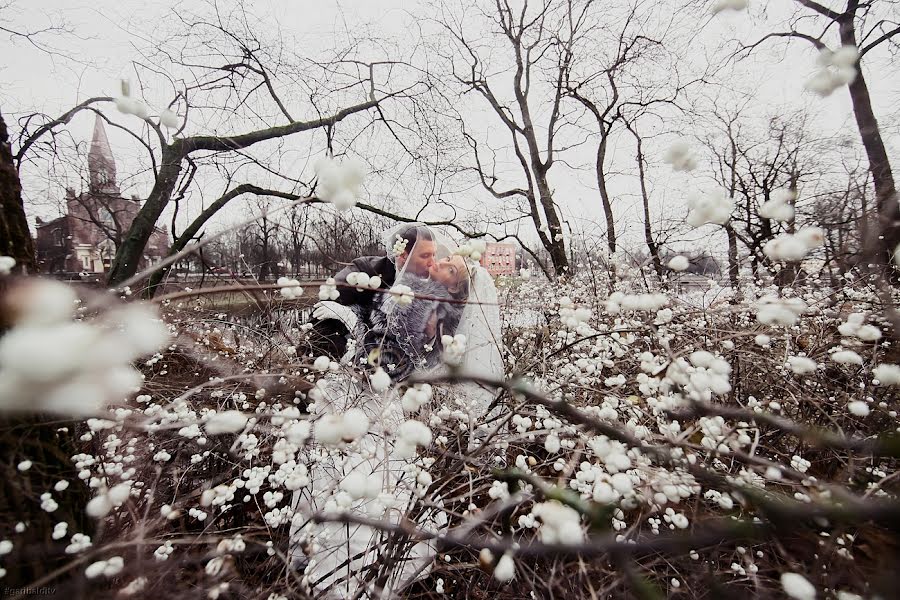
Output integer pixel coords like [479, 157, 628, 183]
[35, 115, 169, 276]
[480, 241, 518, 276]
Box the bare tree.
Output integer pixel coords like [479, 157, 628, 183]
[433, 0, 591, 275]
[741, 0, 900, 270]
[11, 2, 420, 289]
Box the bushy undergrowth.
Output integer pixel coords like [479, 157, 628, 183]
[2, 264, 900, 600]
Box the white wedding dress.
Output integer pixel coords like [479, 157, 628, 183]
[288, 225, 504, 598]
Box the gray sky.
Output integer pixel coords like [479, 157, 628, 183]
[4, 0, 898, 258]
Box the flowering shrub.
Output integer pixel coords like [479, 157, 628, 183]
[1, 259, 898, 599]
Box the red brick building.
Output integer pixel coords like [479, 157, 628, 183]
[35, 115, 169, 275]
[480, 242, 518, 276]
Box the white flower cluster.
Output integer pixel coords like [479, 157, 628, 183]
[318, 277, 340, 301]
[85, 556, 124, 579]
[346, 271, 382, 291]
[805, 45, 858, 97]
[781, 572, 816, 600]
[837, 313, 881, 342]
[86, 482, 132, 519]
[114, 80, 149, 118]
[787, 356, 817, 375]
[847, 400, 869, 417]
[667, 255, 689, 271]
[686, 188, 733, 227]
[159, 109, 180, 129]
[662, 139, 698, 171]
[389, 284, 415, 306]
[313, 408, 369, 446]
[401, 384, 433, 413]
[0, 280, 169, 415]
[710, 0, 748, 15]
[340, 469, 382, 501]
[276, 277, 303, 299]
[391, 235, 409, 257]
[763, 227, 824, 262]
[205, 410, 249, 435]
[531, 501, 584, 545]
[65, 533, 92, 554]
[558, 297, 592, 331]
[605, 291, 669, 313]
[313, 356, 336, 372]
[395, 419, 432, 458]
[667, 351, 732, 401]
[313, 155, 366, 211]
[873, 363, 900, 385]
[756, 295, 807, 327]
[493, 552, 516, 582]
[0, 255, 15, 275]
[441, 334, 467, 366]
[758, 189, 796, 222]
[457, 239, 488, 261]
[831, 348, 863, 365]
[370, 367, 392, 392]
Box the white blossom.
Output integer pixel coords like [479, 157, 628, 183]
[276, 277, 303, 300]
[85, 556, 124, 579]
[781, 572, 816, 600]
[370, 367, 392, 392]
[662, 139, 698, 171]
[710, 0, 748, 15]
[831, 350, 863, 365]
[787, 356, 817, 375]
[205, 410, 249, 435]
[395, 419, 432, 458]
[313, 155, 366, 211]
[805, 45, 858, 97]
[667, 255, 690, 271]
[873, 363, 900, 385]
[847, 401, 869, 417]
[531, 502, 584, 545]
[686, 188, 734, 227]
[389, 284, 415, 306]
[493, 553, 516, 582]
[758, 189, 796, 222]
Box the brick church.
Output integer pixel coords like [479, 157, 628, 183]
[34, 115, 169, 276]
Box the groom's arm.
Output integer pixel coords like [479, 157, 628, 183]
[332, 256, 394, 308]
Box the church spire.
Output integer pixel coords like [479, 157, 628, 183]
[88, 114, 118, 194]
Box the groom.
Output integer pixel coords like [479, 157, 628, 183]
[301, 225, 437, 361]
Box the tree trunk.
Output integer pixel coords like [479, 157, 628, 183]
[533, 172, 569, 275]
[0, 111, 36, 274]
[107, 143, 184, 287]
[839, 16, 900, 266]
[726, 223, 740, 290]
[596, 135, 617, 256]
[633, 130, 662, 280]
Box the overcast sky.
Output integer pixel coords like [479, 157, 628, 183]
[3, 0, 898, 258]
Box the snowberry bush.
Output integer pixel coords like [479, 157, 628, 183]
[2, 258, 898, 599]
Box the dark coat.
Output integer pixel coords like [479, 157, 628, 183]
[300, 256, 396, 360]
[355, 274, 464, 381]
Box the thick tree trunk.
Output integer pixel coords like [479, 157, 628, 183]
[106, 143, 184, 287]
[535, 180, 569, 274]
[633, 132, 662, 280]
[0, 111, 36, 274]
[596, 135, 617, 256]
[725, 223, 740, 290]
[839, 17, 900, 265]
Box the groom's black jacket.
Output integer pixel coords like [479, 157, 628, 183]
[301, 255, 396, 360]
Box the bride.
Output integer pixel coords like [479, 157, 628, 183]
[288, 224, 504, 598]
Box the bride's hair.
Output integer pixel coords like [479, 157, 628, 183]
[449, 263, 471, 301]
